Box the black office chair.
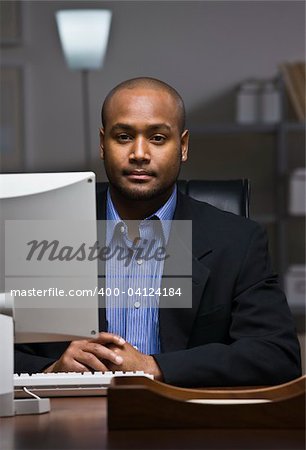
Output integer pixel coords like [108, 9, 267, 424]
[177, 179, 250, 218]
[96, 179, 250, 218]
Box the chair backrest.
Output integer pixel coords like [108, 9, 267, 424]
[177, 179, 250, 217]
[96, 179, 250, 218]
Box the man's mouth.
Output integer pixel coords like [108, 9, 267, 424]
[124, 170, 155, 181]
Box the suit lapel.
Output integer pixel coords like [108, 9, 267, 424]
[159, 192, 213, 352]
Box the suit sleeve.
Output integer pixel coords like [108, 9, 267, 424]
[14, 342, 69, 374]
[154, 224, 302, 387]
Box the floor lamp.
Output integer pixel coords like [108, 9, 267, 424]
[55, 10, 112, 168]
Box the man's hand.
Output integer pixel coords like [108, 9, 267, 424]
[105, 342, 164, 381]
[44, 332, 126, 373]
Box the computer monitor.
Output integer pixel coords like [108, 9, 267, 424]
[0, 172, 99, 343]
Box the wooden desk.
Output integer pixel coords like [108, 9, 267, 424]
[1, 396, 305, 450]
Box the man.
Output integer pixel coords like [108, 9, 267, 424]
[15, 77, 301, 387]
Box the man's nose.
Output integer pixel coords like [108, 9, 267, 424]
[129, 136, 150, 162]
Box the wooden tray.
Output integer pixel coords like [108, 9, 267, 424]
[108, 375, 306, 430]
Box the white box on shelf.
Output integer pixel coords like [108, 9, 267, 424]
[289, 168, 306, 215]
[285, 265, 306, 308]
[260, 81, 281, 124]
[236, 80, 260, 124]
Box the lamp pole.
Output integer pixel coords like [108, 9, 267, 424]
[81, 70, 91, 169]
[55, 9, 112, 169]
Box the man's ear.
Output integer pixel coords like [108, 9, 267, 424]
[181, 129, 189, 162]
[99, 128, 105, 160]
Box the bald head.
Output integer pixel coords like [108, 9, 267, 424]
[101, 77, 186, 133]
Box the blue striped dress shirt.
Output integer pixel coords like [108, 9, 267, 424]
[105, 186, 177, 354]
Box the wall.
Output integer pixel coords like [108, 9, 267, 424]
[1, 0, 305, 175]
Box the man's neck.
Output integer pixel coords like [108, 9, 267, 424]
[109, 186, 175, 220]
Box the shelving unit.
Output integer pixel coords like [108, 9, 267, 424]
[188, 78, 305, 290]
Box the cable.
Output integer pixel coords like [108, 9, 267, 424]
[22, 387, 41, 400]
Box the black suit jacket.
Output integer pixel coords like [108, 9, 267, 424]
[15, 188, 301, 386]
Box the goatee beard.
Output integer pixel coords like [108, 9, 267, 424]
[109, 182, 173, 201]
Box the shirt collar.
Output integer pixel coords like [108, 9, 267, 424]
[106, 185, 177, 244]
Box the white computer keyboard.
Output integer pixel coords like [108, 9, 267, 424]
[14, 371, 153, 398]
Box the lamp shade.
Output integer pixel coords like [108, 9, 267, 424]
[55, 10, 112, 70]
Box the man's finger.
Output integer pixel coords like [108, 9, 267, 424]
[90, 332, 125, 346]
[65, 360, 91, 373]
[84, 342, 123, 365]
[76, 350, 112, 372]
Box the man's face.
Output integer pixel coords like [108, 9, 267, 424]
[100, 87, 188, 201]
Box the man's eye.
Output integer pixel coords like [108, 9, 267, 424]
[151, 135, 166, 143]
[117, 134, 132, 142]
